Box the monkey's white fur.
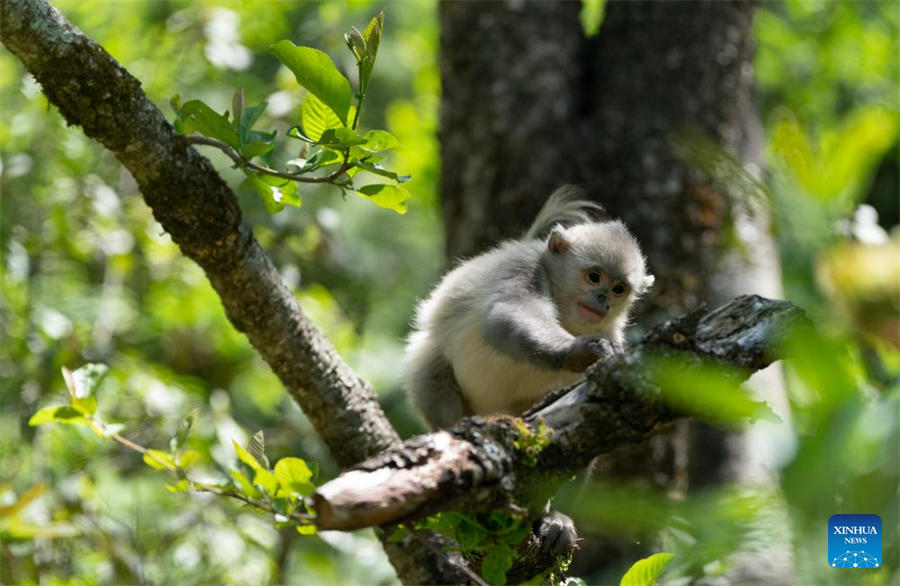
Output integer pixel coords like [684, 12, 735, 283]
[405, 187, 654, 428]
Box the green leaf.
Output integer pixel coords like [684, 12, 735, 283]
[301, 93, 344, 142]
[356, 183, 410, 214]
[232, 88, 245, 134]
[71, 396, 98, 416]
[271, 41, 352, 124]
[240, 139, 273, 159]
[230, 469, 260, 499]
[353, 160, 410, 183]
[143, 449, 176, 471]
[580, 0, 609, 38]
[254, 468, 279, 496]
[345, 27, 367, 61]
[274, 457, 315, 497]
[481, 544, 515, 586]
[241, 172, 301, 213]
[177, 450, 200, 469]
[239, 103, 269, 144]
[234, 439, 264, 472]
[360, 129, 399, 152]
[619, 553, 675, 586]
[318, 127, 366, 149]
[359, 12, 384, 91]
[241, 173, 283, 213]
[28, 405, 85, 426]
[296, 524, 317, 535]
[179, 100, 240, 148]
[166, 479, 190, 493]
[173, 409, 197, 451]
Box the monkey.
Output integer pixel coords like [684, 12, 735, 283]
[404, 186, 655, 430]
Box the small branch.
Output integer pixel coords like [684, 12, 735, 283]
[183, 135, 352, 184]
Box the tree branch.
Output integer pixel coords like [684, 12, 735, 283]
[0, 0, 399, 467]
[309, 296, 805, 533]
[0, 2, 470, 582]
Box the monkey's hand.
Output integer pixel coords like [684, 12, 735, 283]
[560, 335, 621, 371]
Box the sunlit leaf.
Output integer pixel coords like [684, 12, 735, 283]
[166, 479, 190, 493]
[359, 11, 384, 91]
[253, 468, 278, 496]
[177, 450, 200, 468]
[271, 41, 352, 124]
[580, 0, 608, 38]
[274, 457, 315, 497]
[143, 449, 176, 471]
[248, 430, 269, 470]
[230, 469, 260, 499]
[28, 405, 84, 426]
[234, 439, 264, 472]
[179, 100, 240, 148]
[354, 160, 410, 183]
[356, 183, 410, 214]
[301, 93, 344, 141]
[297, 524, 317, 535]
[318, 127, 366, 149]
[360, 129, 399, 153]
[619, 552, 674, 586]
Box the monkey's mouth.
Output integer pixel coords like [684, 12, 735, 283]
[576, 302, 607, 322]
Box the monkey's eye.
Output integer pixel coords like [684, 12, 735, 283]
[611, 281, 628, 296]
[586, 271, 602, 284]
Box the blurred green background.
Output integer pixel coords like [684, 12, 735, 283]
[0, 1, 897, 584]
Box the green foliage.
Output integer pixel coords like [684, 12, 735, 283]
[29, 365, 321, 537]
[415, 511, 531, 585]
[3, 1, 438, 583]
[173, 11, 410, 215]
[579, 0, 608, 38]
[645, 357, 780, 426]
[270, 41, 353, 125]
[512, 417, 552, 467]
[619, 553, 674, 586]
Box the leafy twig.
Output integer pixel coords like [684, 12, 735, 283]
[183, 135, 352, 184]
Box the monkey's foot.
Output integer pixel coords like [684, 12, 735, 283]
[534, 511, 579, 556]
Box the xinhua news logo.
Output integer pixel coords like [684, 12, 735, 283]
[828, 514, 882, 569]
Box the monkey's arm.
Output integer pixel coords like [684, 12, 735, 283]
[483, 296, 617, 371]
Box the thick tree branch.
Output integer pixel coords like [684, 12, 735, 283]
[0, 2, 473, 582]
[310, 295, 806, 533]
[0, 0, 400, 467]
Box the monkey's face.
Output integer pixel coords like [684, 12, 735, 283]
[545, 222, 654, 336]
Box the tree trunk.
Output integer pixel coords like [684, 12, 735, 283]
[440, 0, 785, 578]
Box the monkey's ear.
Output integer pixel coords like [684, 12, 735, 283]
[642, 274, 655, 290]
[548, 228, 571, 254]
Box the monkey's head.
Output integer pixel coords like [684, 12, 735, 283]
[543, 221, 654, 336]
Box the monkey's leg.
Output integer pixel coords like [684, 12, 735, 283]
[409, 350, 472, 429]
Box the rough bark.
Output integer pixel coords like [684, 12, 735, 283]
[310, 295, 803, 527]
[308, 296, 804, 562]
[440, 1, 783, 576]
[0, 0, 398, 468]
[0, 1, 460, 582]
